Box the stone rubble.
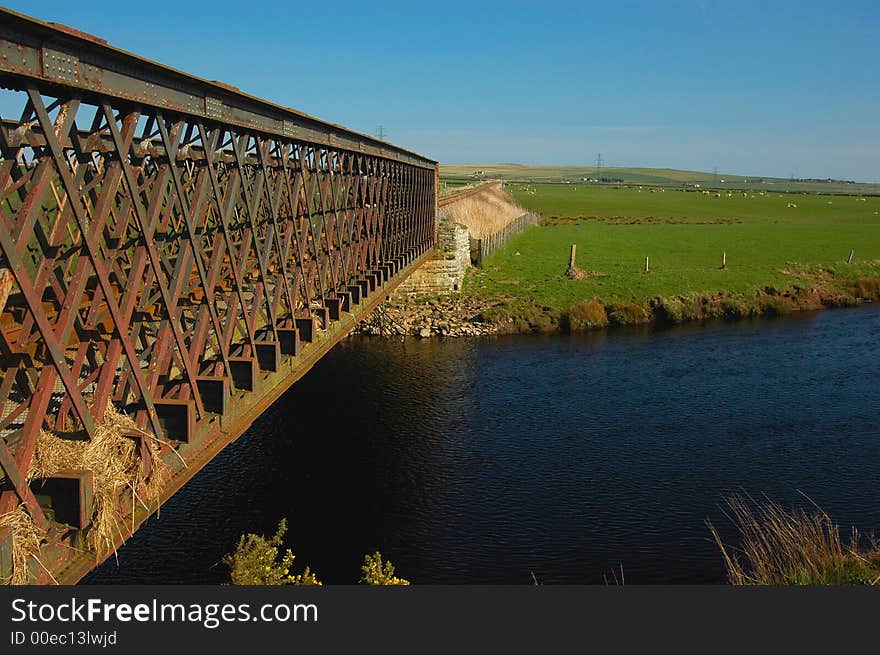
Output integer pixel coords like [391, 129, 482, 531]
[354, 296, 499, 338]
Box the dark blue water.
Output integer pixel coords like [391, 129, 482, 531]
[85, 304, 880, 584]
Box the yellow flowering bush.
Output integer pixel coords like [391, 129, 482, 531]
[360, 551, 410, 585]
[224, 519, 321, 586]
[226, 521, 411, 585]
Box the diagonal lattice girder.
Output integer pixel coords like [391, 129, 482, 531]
[0, 8, 437, 572]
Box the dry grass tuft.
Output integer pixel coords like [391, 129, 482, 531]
[27, 404, 169, 561]
[708, 495, 880, 585]
[0, 505, 47, 585]
[566, 266, 606, 280]
[606, 301, 652, 326]
[444, 186, 526, 238]
[566, 299, 609, 330]
[855, 278, 879, 299]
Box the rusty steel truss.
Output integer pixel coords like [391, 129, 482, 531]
[0, 8, 437, 583]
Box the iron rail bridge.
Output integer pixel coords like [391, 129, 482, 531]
[0, 8, 437, 584]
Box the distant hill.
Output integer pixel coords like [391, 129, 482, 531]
[439, 164, 880, 195]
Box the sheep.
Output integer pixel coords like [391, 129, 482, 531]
[787, 202, 797, 208]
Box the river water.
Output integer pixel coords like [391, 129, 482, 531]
[86, 304, 880, 584]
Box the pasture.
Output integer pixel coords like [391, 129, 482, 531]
[464, 183, 880, 310]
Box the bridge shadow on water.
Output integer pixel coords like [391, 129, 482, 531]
[86, 304, 880, 584]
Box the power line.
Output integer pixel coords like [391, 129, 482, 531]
[595, 153, 603, 178]
[375, 125, 387, 141]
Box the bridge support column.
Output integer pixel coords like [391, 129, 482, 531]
[30, 470, 94, 530]
[337, 291, 353, 312]
[277, 328, 300, 355]
[123, 431, 154, 477]
[197, 376, 231, 415]
[324, 297, 342, 321]
[154, 399, 196, 443]
[229, 357, 258, 391]
[295, 317, 315, 342]
[315, 306, 330, 330]
[255, 342, 281, 372]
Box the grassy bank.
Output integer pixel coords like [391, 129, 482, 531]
[461, 183, 880, 333]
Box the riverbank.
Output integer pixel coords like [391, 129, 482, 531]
[360, 266, 880, 337]
[360, 179, 880, 338]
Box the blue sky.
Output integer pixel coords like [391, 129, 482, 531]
[3, 1, 878, 180]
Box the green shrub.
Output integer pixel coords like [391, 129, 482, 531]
[478, 300, 558, 333]
[720, 297, 749, 319]
[680, 297, 706, 321]
[225, 519, 321, 586]
[761, 297, 793, 316]
[655, 297, 686, 324]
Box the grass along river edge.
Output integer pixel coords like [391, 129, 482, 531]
[362, 181, 880, 337]
[360, 261, 880, 338]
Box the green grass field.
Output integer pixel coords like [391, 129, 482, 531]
[440, 164, 880, 195]
[464, 183, 880, 311]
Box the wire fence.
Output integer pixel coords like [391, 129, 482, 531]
[469, 212, 540, 267]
